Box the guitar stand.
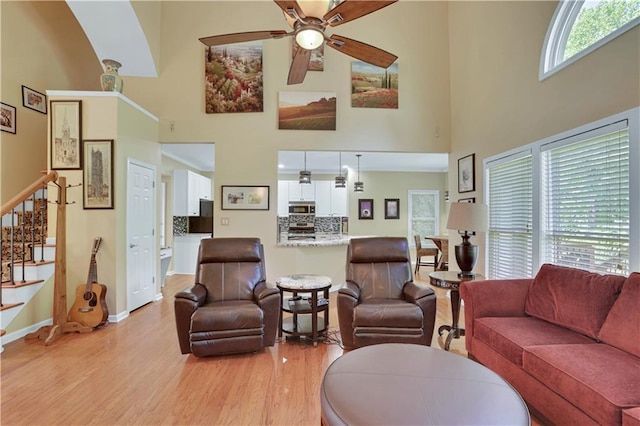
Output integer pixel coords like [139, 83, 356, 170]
[25, 322, 93, 346]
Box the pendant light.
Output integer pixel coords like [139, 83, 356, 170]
[299, 151, 311, 184]
[354, 154, 364, 192]
[335, 152, 346, 188]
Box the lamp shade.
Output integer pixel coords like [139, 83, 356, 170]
[446, 202, 488, 232]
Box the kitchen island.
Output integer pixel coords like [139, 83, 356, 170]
[276, 233, 350, 247]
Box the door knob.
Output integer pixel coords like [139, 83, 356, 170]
[129, 243, 138, 248]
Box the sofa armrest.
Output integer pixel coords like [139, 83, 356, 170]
[254, 281, 281, 347]
[403, 281, 435, 303]
[174, 284, 207, 354]
[337, 281, 360, 349]
[460, 278, 532, 353]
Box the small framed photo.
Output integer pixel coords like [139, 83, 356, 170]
[221, 185, 269, 210]
[358, 199, 374, 220]
[384, 198, 400, 219]
[83, 140, 114, 209]
[458, 197, 476, 203]
[22, 86, 47, 114]
[51, 100, 82, 170]
[0, 102, 17, 134]
[458, 153, 475, 193]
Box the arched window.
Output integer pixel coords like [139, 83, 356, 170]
[540, 0, 640, 80]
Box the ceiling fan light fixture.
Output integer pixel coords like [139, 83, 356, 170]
[295, 28, 324, 50]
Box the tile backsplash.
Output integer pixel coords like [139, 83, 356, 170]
[173, 216, 188, 235]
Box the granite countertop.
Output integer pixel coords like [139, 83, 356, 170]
[276, 233, 350, 247]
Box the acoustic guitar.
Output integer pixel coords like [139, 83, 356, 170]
[68, 237, 108, 328]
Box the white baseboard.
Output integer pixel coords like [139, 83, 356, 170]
[1, 318, 53, 349]
[108, 311, 129, 323]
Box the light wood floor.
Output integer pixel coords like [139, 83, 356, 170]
[0, 269, 537, 425]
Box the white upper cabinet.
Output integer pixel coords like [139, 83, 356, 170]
[288, 181, 315, 201]
[277, 180, 348, 217]
[174, 169, 212, 216]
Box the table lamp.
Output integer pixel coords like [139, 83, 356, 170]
[446, 202, 488, 277]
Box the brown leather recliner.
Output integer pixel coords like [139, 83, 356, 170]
[174, 238, 280, 357]
[337, 237, 437, 349]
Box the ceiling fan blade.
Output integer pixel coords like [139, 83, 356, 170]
[199, 30, 288, 46]
[324, 0, 397, 27]
[288, 48, 312, 85]
[274, 0, 306, 20]
[326, 34, 397, 68]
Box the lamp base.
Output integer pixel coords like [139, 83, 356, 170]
[454, 239, 478, 278]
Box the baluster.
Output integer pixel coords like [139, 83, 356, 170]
[39, 186, 46, 262]
[21, 200, 26, 283]
[10, 207, 15, 285]
[31, 189, 36, 264]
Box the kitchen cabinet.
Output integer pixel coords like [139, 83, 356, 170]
[315, 181, 331, 216]
[278, 181, 289, 216]
[288, 180, 315, 201]
[277, 180, 348, 217]
[330, 185, 348, 216]
[174, 169, 212, 216]
[174, 233, 210, 274]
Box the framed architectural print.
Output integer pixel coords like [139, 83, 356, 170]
[83, 139, 114, 209]
[221, 185, 269, 210]
[358, 199, 374, 220]
[384, 198, 400, 219]
[50, 100, 82, 170]
[458, 153, 475, 193]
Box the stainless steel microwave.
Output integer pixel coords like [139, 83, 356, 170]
[289, 201, 315, 215]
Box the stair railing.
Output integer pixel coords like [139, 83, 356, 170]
[1, 171, 58, 307]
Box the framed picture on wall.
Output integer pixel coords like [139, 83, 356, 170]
[0, 102, 17, 134]
[221, 185, 270, 210]
[50, 100, 82, 170]
[358, 199, 374, 220]
[458, 153, 475, 193]
[83, 139, 114, 209]
[458, 197, 475, 203]
[384, 198, 400, 219]
[22, 86, 47, 114]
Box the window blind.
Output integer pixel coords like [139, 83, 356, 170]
[541, 126, 629, 275]
[487, 154, 534, 279]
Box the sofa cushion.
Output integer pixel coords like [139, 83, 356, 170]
[598, 272, 640, 357]
[623, 407, 640, 426]
[474, 316, 596, 366]
[523, 343, 640, 425]
[525, 264, 626, 339]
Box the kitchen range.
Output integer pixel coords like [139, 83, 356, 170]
[287, 201, 316, 240]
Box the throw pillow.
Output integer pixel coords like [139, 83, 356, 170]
[525, 264, 626, 339]
[598, 272, 640, 357]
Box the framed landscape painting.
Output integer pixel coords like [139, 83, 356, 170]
[204, 41, 264, 113]
[351, 61, 398, 109]
[50, 100, 82, 170]
[278, 91, 336, 130]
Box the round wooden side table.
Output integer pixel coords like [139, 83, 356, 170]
[429, 271, 485, 350]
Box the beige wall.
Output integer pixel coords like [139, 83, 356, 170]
[448, 1, 640, 273]
[0, 1, 102, 204]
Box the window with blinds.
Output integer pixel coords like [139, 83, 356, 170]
[408, 190, 439, 247]
[486, 154, 534, 279]
[541, 124, 629, 275]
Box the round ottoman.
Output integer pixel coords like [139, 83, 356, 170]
[320, 343, 530, 425]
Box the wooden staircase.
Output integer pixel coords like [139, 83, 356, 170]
[1, 172, 58, 345]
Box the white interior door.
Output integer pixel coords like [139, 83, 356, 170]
[127, 159, 156, 312]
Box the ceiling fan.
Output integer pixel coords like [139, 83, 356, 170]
[199, 0, 398, 85]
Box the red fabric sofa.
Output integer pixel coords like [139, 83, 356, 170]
[460, 264, 640, 425]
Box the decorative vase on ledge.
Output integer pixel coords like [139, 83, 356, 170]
[100, 59, 124, 93]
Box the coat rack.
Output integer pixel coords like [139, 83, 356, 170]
[25, 176, 93, 345]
